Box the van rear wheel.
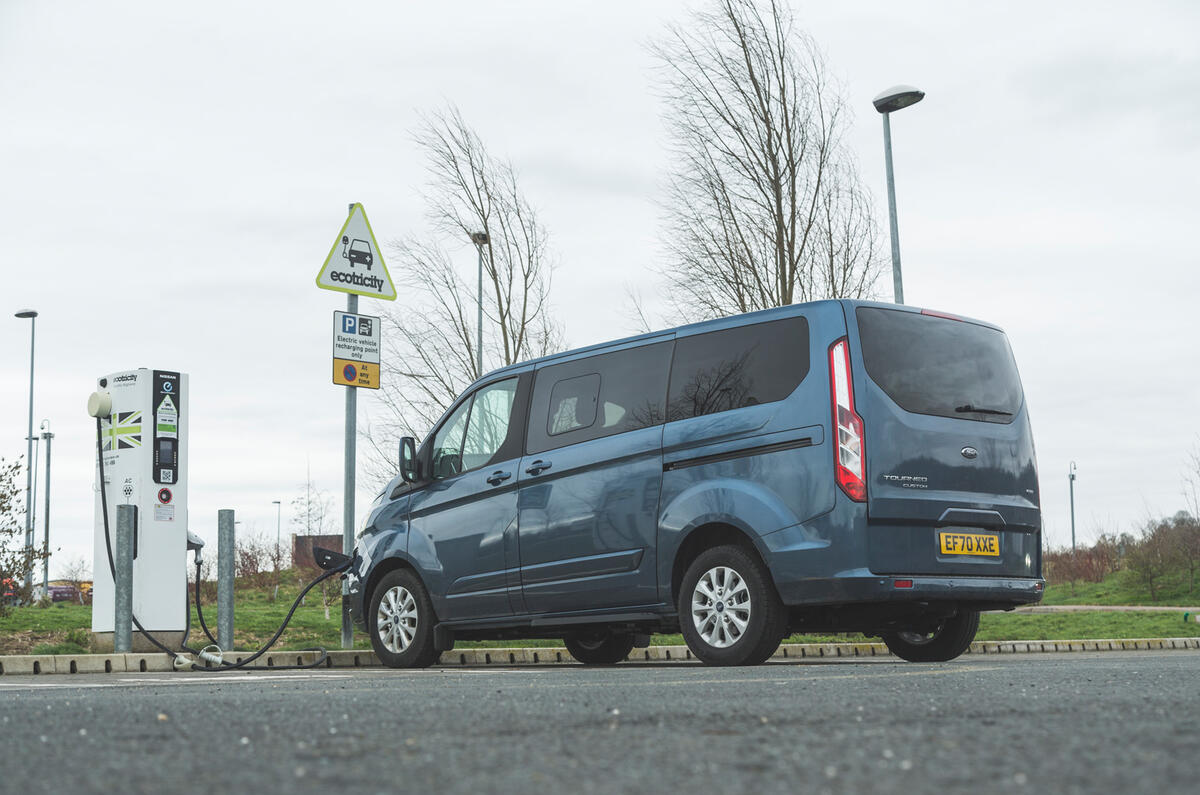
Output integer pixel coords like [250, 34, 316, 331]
[881, 610, 980, 662]
[564, 630, 635, 665]
[678, 544, 786, 666]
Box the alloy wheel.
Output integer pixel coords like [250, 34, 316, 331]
[376, 585, 418, 653]
[691, 566, 752, 648]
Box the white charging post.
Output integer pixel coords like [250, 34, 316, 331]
[90, 369, 189, 649]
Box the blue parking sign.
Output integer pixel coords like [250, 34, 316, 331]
[342, 315, 358, 334]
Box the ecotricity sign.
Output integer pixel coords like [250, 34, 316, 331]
[315, 203, 397, 301]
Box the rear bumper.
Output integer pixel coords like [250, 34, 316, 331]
[775, 570, 1045, 609]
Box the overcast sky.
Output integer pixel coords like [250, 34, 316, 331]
[2, 0, 1198, 577]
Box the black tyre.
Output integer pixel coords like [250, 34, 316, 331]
[678, 544, 787, 666]
[564, 630, 636, 665]
[881, 610, 980, 662]
[367, 569, 441, 669]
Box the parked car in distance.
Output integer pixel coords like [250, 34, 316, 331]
[1, 577, 18, 607]
[348, 300, 1044, 667]
[48, 584, 80, 603]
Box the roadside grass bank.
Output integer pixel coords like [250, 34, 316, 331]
[3, 600, 1198, 655]
[1040, 568, 1199, 606]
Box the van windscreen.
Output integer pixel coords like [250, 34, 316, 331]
[855, 307, 1023, 424]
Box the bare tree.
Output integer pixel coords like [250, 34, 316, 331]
[367, 107, 563, 480]
[1125, 519, 1173, 602]
[291, 477, 338, 619]
[0, 458, 50, 614]
[652, 0, 884, 322]
[59, 556, 91, 604]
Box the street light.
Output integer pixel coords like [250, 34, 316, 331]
[872, 85, 925, 305]
[1069, 461, 1078, 551]
[272, 500, 282, 570]
[470, 231, 489, 377]
[14, 309, 37, 591]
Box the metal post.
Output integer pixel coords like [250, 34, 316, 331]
[218, 509, 235, 651]
[476, 243, 484, 376]
[27, 436, 38, 595]
[23, 316, 36, 590]
[1069, 462, 1077, 552]
[342, 292, 357, 649]
[114, 504, 134, 653]
[273, 499, 281, 569]
[342, 201, 357, 650]
[882, 112, 904, 305]
[41, 425, 52, 593]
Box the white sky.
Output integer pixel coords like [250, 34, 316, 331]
[2, 1, 1198, 577]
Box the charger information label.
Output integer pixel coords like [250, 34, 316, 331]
[333, 311, 381, 389]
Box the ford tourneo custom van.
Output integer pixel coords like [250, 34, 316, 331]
[347, 300, 1044, 667]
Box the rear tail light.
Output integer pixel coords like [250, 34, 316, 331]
[829, 337, 866, 502]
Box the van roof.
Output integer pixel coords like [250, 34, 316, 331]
[480, 299, 837, 383]
[477, 299, 1003, 387]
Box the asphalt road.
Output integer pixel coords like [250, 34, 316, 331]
[1, 652, 1197, 794]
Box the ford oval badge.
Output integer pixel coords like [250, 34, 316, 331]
[961, 447, 978, 460]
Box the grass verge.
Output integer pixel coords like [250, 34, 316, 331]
[3, 601, 1199, 655]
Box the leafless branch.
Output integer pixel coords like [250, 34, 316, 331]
[364, 107, 563, 486]
[652, 0, 883, 322]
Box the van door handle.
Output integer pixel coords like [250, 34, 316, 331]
[525, 460, 552, 476]
[486, 470, 512, 486]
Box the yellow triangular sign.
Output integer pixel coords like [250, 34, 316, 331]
[315, 203, 397, 301]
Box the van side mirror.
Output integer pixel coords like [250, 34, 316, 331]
[399, 437, 418, 483]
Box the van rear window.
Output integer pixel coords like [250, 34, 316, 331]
[855, 307, 1023, 424]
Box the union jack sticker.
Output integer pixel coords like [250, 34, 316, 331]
[101, 411, 142, 451]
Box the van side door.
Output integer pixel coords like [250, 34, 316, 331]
[517, 340, 673, 614]
[406, 374, 531, 621]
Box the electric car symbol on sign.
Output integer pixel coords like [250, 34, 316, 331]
[348, 300, 1045, 667]
[341, 235, 373, 269]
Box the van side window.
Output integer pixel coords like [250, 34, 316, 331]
[666, 316, 810, 422]
[462, 378, 520, 469]
[548, 373, 600, 435]
[430, 376, 521, 479]
[528, 341, 673, 454]
[430, 399, 472, 479]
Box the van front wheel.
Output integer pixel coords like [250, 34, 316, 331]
[678, 545, 786, 666]
[881, 610, 980, 662]
[368, 569, 441, 669]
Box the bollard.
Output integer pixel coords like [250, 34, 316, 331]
[218, 509, 235, 652]
[114, 504, 135, 653]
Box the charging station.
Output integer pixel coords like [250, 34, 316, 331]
[90, 368, 189, 648]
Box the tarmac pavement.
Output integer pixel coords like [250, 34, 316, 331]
[1, 650, 1197, 794]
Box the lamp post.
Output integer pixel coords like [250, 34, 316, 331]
[470, 231, 489, 377]
[1069, 461, 1077, 552]
[15, 309, 37, 591]
[872, 85, 925, 305]
[40, 420, 53, 594]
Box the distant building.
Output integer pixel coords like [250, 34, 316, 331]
[292, 534, 343, 569]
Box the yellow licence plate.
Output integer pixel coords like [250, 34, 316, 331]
[938, 531, 1000, 557]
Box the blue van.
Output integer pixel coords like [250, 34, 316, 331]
[347, 300, 1044, 667]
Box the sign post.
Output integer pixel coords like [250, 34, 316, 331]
[316, 203, 395, 648]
